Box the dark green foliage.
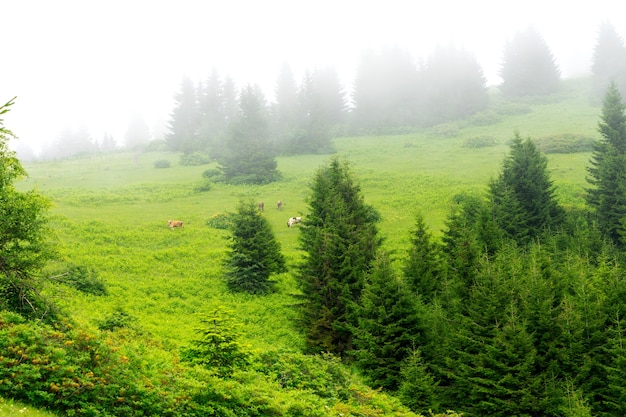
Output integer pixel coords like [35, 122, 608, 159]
[403, 213, 444, 302]
[182, 307, 251, 376]
[255, 351, 350, 400]
[60, 264, 108, 296]
[352, 252, 422, 391]
[224, 200, 286, 294]
[153, 159, 170, 168]
[586, 82, 626, 245]
[0, 98, 55, 321]
[297, 157, 381, 356]
[490, 132, 564, 242]
[217, 85, 281, 184]
[499, 26, 561, 96]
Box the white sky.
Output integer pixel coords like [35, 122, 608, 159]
[2, 0, 626, 152]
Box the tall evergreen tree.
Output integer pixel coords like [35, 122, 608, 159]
[421, 44, 489, 124]
[591, 20, 626, 101]
[499, 26, 561, 96]
[586, 82, 626, 245]
[197, 68, 228, 159]
[402, 213, 444, 302]
[490, 132, 564, 242]
[223, 200, 286, 294]
[297, 157, 381, 356]
[352, 251, 422, 391]
[217, 84, 281, 184]
[166, 76, 199, 153]
[352, 46, 419, 131]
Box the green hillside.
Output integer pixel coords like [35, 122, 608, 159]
[5, 77, 605, 416]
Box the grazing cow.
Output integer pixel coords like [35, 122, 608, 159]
[258, 201, 264, 211]
[168, 220, 184, 229]
[277, 200, 283, 210]
[287, 216, 302, 227]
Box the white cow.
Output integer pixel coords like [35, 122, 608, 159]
[287, 216, 302, 227]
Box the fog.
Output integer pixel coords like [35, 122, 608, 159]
[2, 0, 625, 156]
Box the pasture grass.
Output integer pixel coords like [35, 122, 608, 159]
[15, 77, 600, 371]
[0, 397, 57, 417]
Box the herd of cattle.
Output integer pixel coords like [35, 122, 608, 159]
[168, 200, 303, 230]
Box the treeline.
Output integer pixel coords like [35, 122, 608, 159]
[164, 21, 626, 187]
[276, 82, 626, 416]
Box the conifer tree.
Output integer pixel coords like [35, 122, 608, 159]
[398, 348, 438, 414]
[217, 85, 281, 184]
[223, 200, 286, 294]
[591, 20, 626, 101]
[166, 76, 199, 153]
[586, 81, 626, 245]
[490, 132, 564, 242]
[499, 26, 561, 96]
[352, 252, 421, 391]
[297, 157, 380, 356]
[403, 213, 444, 302]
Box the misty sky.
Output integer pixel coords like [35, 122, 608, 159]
[3, 0, 626, 153]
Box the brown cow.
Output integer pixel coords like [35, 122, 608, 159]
[168, 220, 184, 229]
[258, 201, 264, 211]
[277, 200, 283, 210]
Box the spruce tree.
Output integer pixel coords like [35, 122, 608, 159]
[591, 20, 626, 101]
[223, 200, 286, 294]
[499, 26, 561, 97]
[402, 213, 444, 302]
[352, 252, 421, 391]
[297, 157, 380, 356]
[166, 76, 199, 153]
[586, 81, 626, 245]
[490, 132, 564, 242]
[217, 84, 281, 184]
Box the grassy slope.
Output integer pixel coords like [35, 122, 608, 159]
[10, 77, 599, 416]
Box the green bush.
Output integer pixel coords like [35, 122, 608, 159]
[533, 133, 595, 154]
[206, 212, 235, 229]
[202, 168, 222, 179]
[153, 159, 170, 168]
[60, 264, 108, 296]
[462, 135, 499, 148]
[97, 308, 137, 331]
[194, 179, 212, 192]
[180, 152, 211, 166]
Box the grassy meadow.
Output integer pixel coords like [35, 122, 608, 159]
[8, 77, 601, 417]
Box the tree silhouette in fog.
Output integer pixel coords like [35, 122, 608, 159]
[217, 85, 281, 184]
[499, 26, 561, 96]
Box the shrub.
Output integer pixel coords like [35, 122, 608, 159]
[206, 212, 235, 229]
[97, 308, 137, 331]
[153, 159, 170, 168]
[202, 168, 222, 179]
[462, 135, 499, 148]
[180, 152, 211, 166]
[60, 264, 108, 296]
[533, 133, 595, 154]
[194, 179, 212, 192]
